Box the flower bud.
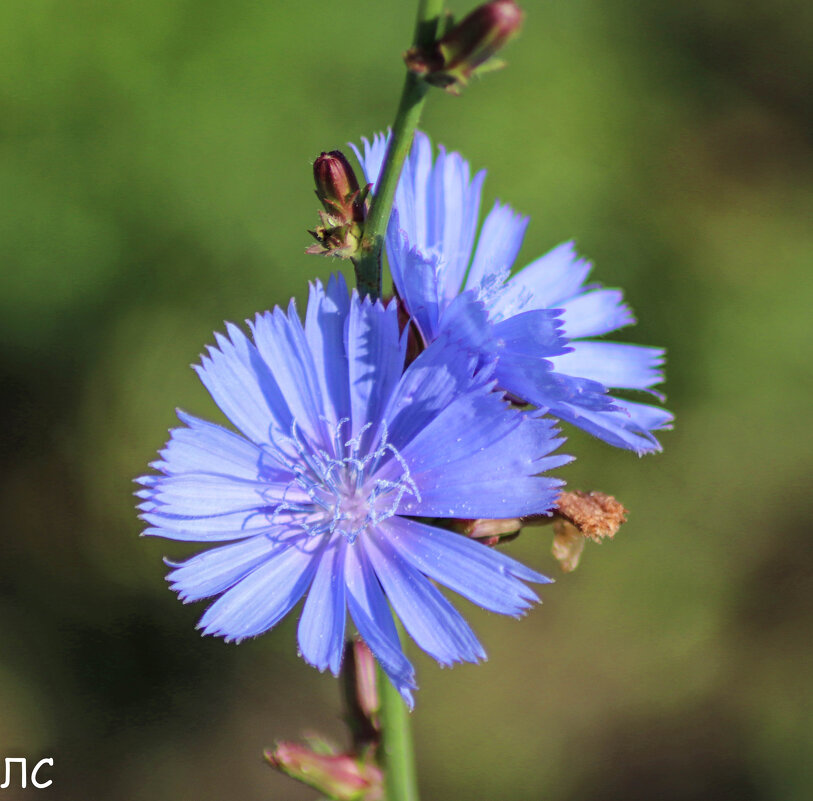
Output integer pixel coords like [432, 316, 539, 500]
[265, 742, 383, 801]
[350, 638, 379, 723]
[307, 150, 369, 259]
[314, 151, 364, 224]
[342, 638, 380, 750]
[405, 0, 524, 94]
[453, 517, 522, 547]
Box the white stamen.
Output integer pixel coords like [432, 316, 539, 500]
[266, 419, 421, 544]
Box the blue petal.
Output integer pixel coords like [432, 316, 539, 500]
[385, 390, 568, 519]
[194, 322, 293, 445]
[382, 335, 479, 452]
[166, 534, 281, 603]
[198, 537, 324, 641]
[138, 473, 295, 519]
[551, 397, 673, 454]
[344, 543, 417, 707]
[464, 201, 529, 292]
[297, 539, 347, 676]
[488, 311, 614, 414]
[377, 517, 549, 617]
[151, 410, 268, 480]
[350, 132, 389, 190]
[304, 275, 352, 427]
[386, 216, 444, 343]
[491, 308, 569, 358]
[354, 132, 434, 252]
[436, 290, 494, 354]
[364, 533, 486, 666]
[345, 293, 406, 448]
[549, 341, 665, 392]
[360, 131, 486, 302]
[249, 302, 330, 448]
[615, 398, 674, 432]
[428, 145, 485, 298]
[559, 289, 635, 338]
[396, 130, 434, 248]
[494, 357, 616, 414]
[140, 508, 279, 542]
[494, 241, 593, 315]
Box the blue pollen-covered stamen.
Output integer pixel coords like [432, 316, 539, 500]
[264, 420, 421, 544]
[329, 416, 351, 459]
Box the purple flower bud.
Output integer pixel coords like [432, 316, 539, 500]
[405, 0, 524, 93]
[314, 151, 364, 223]
[266, 742, 383, 801]
[441, 0, 524, 72]
[307, 150, 369, 258]
[351, 638, 379, 723]
[342, 638, 380, 750]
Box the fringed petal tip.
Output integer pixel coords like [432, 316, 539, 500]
[348, 287, 398, 315]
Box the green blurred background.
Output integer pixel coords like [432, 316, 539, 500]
[1, 0, 811, 799]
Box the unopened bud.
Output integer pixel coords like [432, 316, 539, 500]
[440, 0, 523, 72]
[454, 517, 522, 547]
[307, 150, 369, 259]
[342, 638, 380, 750]
[351, 638, 379, 722]
[405, 0, 524, 94]
[265, 742, 383, 801]
[314, 151, 364, 223]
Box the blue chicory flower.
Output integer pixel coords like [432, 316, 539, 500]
[136, 275, 569, 705]
[352, 132, 673, 454]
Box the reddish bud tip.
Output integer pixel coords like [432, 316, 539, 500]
[351, 638, 379, 722]
[314, 151, 361, 218]
[449, 0, 524, 60]
[456, 517, 523, 543]
[307, 150, 369, 259]
[405, 0, 524, 92]
[266, 742, 383, 801]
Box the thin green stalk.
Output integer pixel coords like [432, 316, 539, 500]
[354, 0, 445, 300]
[378, 661, 419, 801]
[359, 3, 445, 797]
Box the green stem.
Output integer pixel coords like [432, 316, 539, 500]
[355, 0, 445, 300]
[378, 661, 419, 801]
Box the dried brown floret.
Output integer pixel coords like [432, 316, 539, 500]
[554, 490, 628, 542]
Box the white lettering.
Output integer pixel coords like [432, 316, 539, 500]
[1, 757, 27, 789]
[31, 758, 53, 789]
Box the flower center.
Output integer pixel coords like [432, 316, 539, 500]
[266, 419, 420, 544]
[329, 483, 373, 539]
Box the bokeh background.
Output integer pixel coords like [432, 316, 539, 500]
[1, 0, 811, 799]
